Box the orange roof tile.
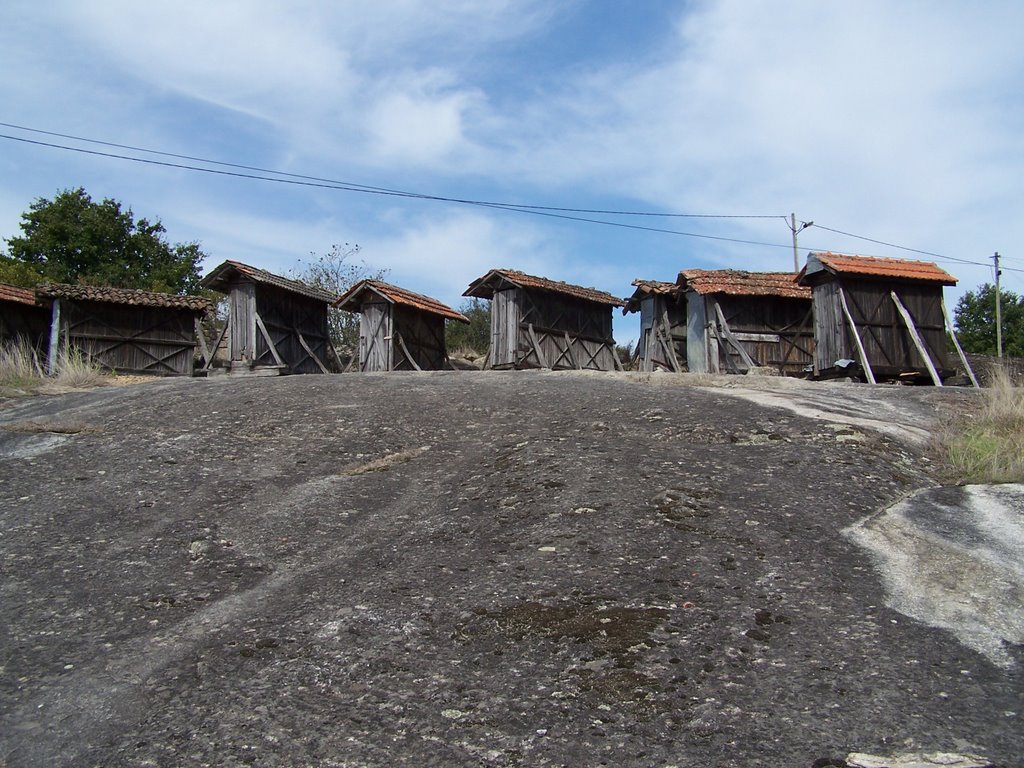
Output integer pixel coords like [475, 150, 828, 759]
[464, 268, 623, 306]
[677, 270, 811, 299]
[201, 260, 340, 304]
[0, 282, 45, 307]
[336, 280, 469, 323]
[800, 252, 957, 285]
[35, 284, 211, 311]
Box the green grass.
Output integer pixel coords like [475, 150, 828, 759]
[936, 366, 1024, 484]
[0, 339, 109, 395]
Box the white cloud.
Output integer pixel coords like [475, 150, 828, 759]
[365, 210, 560, 308]
[2, 0, 1022, 302]
[364, 72, 484, 165]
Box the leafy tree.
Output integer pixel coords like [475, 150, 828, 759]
[445, 298, 491, 355]
[291, 243, 387, 351]
[954, 283, 1024, 357]
[0, 254, 45, 287]
[4, 187, 206, 294]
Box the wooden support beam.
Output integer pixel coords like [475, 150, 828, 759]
[661, 312, 682, 372]
[526, 323, 550, 368]
[891, 291, 942, 386]
[327, 340, 344, 372]
[563, 331, 582, 370]
[394, 331, 423, 371]
[194, 317, 212, 368]
[941, 297, 980, 388]
[47, 298, 61, 375]
[659, 311, 681, 372]
[481, 346, 492, 371]
[254, 312, 285, 367]
[837, 287, 876, 384]
[204, 321, 229, 372]
[713, 302, 757, 370]
[709, 323, 740, 373]
[297, 329, 331, 374]
[342, 349, 357, 373]
[655, 326, 676, 372]
[611, 342, 624, 372]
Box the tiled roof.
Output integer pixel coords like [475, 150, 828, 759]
[336, 279, 470, 323]
[677, 270, 811, 299]
[800, 252, 957, 286]
[464, 268, 624, 307]
[34, 283, 212, 311]
[0, 282, 46, 307]
[622, 279, 679, 314]
[201, 260, 340, 304]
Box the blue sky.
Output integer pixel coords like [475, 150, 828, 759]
[1, 0, 1022, 346]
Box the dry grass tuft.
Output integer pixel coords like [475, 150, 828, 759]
[49, 347, 110, 389]
[0, 340, 46, 392]
[935, 366, 1024, 484]
[449, 346, 484, 361]
[0, 340, 109, 395]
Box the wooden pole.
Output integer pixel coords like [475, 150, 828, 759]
[837, 287, 876, 384]
[791, 213, 799, 273]
[941, 297, 979, 388]
[890, 291, 942, 386]
[994, 251, 1003, 359]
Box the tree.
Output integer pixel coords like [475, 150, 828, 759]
[4, 187, 206, 294]
[291, 243, 387, 351]
[0, 254, 46, 287]
[445, 298, 491, 355]
[954, 283, 1024, 357]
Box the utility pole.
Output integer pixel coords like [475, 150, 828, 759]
[788, 213, 813, 273]
[994, 251, 1003, 358]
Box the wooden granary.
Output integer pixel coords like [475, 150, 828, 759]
[33, 283, 211, 376]
[335, 279, 469, 372]
[797, 252, 961, 384]
[201, 260, 338, 375]
[464, 268, 624, 371]
[0, 282, 50, 352]
[676, 270, 813, 375]
[622, 279, 686, 372]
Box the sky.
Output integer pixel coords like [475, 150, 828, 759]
[1, 0, 1022, 346]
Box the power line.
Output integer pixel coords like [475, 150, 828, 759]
[3, 125, 1020, 274]
[0, 122, 783, 220]
[0, 132, 794, 249]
